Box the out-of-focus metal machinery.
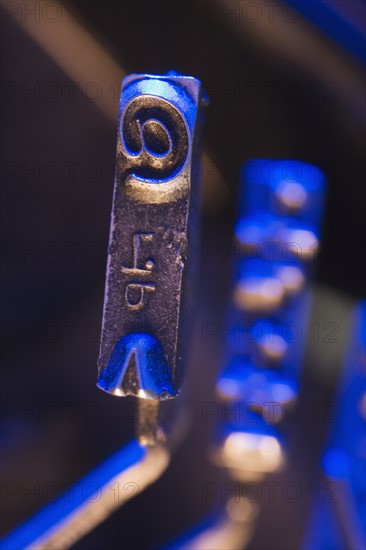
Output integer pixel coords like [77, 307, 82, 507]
[1, 1, 365, 549]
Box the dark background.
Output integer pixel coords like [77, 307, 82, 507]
[1, 1, 365, 548]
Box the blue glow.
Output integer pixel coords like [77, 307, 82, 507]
[239, 160, 326, 229]
[220, 408, 280, 439]
[322, 448, 350, 479]
[217, 355, 298, 405]
[164, 511, 221, 549]
[321, 302, 366, 540]
[98, 332, 176, 399]
[1, 440, 145, 550]
[285, 0, 365, 66]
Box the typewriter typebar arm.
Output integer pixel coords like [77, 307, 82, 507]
[1, 73, 204, 550]
[97, 73, 203, 404]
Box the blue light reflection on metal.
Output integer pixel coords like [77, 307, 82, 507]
[216, 354, 298, 406]
[221, 159, 325, 407]
[211, 409, 285, 479]
[302, 301, 366, 549]
[284, 0, 366, 66]
[1, 440, 144, 550]
[239, 160, 326, 227]
[98, 72, 203, 400]
[164, 512, 221, 550]
[321, 301, 366, 544]
[165, 159, 327, 548]
[97, 332, 177, 399]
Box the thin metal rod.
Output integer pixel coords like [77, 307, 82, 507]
[1, 440, 170, 550]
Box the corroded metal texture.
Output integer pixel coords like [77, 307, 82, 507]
[97, 73, 203, 400]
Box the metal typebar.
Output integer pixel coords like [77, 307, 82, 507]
[1, 72, 205, 549]
[97, 73, 204, 401]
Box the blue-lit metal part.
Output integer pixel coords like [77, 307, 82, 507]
[98, 333, 176, 399]
[1, 440, 169, 550]
[216, 355, 298, 409]
[1, 73, 205, 550]
[222, 160, 326, 409]
[216, 158, 325, 467]
[98, 73, 203, 400]
[211, 409, 285, 480]
[165, 497, 259, 550]
[285, 0, 366, 66]
[239, 160, 325, 224]
[236, 160, 326, 268]
[235, 214, 320, 264]
[233, 259, 307, 312]
[305, 300, 366, 550]
[166, 159, 326, 549]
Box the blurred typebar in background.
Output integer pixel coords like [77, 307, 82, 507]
[303, 300, 366, 550]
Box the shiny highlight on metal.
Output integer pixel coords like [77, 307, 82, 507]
[98, 73, 204, 400]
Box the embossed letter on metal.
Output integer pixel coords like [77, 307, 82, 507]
[98, 73, 203, 400]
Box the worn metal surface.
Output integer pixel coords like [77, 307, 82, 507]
[98, 74, 203, 400]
